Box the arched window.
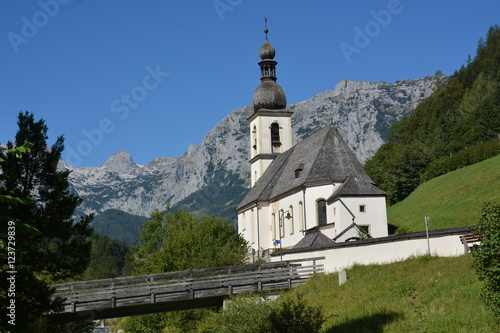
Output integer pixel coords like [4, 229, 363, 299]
[298, 201, 304, 231]
[270, 123, 281, 153]
[280, 209, 285, 238]
[272, 213, 276, 240]
[271, 123, 280, 143]
[241, 212, 246, 231]
[289, 205, 294, 235]
[317, 199, 327, 226]
[250, 209, 255, 244]
[252, 126, 257, 151]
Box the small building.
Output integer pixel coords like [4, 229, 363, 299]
[236, 26, 389, 256]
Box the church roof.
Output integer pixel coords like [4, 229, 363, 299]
[294, 232, 335, 249]
[327, 176, 387, 203]
[237, 124, 375, 210]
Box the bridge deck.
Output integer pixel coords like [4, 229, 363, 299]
[47, 257, 324, 324]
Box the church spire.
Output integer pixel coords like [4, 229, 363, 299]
[252, 19, 287, 111]
[248, 20, 293, 186]
[258, 18, 277, 82]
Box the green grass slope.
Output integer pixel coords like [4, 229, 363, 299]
[387, 154, 500, 233]
[296, 255, 497, 332]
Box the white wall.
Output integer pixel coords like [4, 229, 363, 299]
[267, 191, 304, 249]
[271, 231, 468, 273]
[330, 196, 388, 238]
[263, 184, 338, 250]
[303, 184, 336, 230]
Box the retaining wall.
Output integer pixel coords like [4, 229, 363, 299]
[271, 226, 476, 273]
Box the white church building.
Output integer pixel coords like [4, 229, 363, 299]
[237, 28, 389, 256]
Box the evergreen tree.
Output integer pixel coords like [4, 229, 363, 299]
[0, 112, 93, 332]
[81, 233, 131, 280]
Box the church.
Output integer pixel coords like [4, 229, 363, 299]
[236, 27, 389, 257]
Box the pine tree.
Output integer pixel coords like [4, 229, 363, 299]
[0, 111, 93, 331]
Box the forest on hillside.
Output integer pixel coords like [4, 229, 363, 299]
[91, 208, 148, 245]
[365, 25, 500, 204]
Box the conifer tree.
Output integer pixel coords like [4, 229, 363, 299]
[0, 111, 93, 331]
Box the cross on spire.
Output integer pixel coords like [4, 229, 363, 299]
[264, 17, 269, 40]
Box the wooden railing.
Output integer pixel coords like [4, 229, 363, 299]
[48, 257, 324, 323]
[460, 233, 483, 254]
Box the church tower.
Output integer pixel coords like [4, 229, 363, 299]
[248, 20, 293, 187]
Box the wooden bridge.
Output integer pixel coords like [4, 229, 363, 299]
[47, 257, 324, 324]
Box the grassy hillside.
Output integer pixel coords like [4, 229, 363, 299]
[296, 255, 497, 332]
[387, 154, 500, 233]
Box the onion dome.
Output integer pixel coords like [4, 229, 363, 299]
[253, 80, 287, 111]
[259, 40, 275, 60]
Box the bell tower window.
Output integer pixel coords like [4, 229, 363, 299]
[270, 123, 281, 153]
[252, 126, 257, 151]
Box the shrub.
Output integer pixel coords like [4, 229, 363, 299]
[197, 293, 272, 333]
[269, 293, 325, 333]
[472, 202, 500, 323]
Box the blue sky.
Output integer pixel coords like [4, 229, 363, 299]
[1, 1, 499, 167]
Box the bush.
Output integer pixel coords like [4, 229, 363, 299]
[269, 293, 325, 333]
[472, 202, 500, 323]
[197, 293, 272, 333]
[119, 313, 167, 333]
[197, 292, 325, 333]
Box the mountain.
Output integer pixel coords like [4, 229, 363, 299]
[65, 77, 436, 220]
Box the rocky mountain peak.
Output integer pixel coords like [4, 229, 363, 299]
[101, 150, 137, 173]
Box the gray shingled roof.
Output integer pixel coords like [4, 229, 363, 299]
[327, 176, 387, 202]
[237, 124, 374, 210]
[294, 232, 335, 249]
